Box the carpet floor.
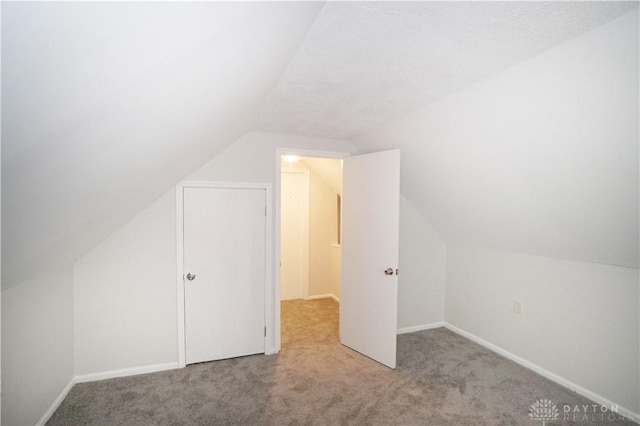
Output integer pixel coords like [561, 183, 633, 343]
[48, 298, 636, 425]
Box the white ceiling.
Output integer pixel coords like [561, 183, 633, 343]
[353, 8, 639, 268]
[1, 2, 324, 287]
[259, 1, 638, 138]
[2, 1, 638, 287]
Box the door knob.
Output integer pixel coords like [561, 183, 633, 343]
[186, 272, 196, 281]
[384, 268, 394, 276]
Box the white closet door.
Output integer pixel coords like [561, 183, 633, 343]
[183, 187, 266, 364]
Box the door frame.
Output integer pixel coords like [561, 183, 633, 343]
[176, 181, 273, 368]
[280, 167, 310, 300]
[275, 148, 350, 353]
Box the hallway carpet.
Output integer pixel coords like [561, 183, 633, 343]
[48, 298, 636, 425]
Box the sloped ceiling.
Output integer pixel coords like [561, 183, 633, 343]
[3, 2, 638, 288]
[259, 1, 638, 268]
[351, 9, 639, 269]
[258, 1, 638, 139]
[1, 1, 324, 288]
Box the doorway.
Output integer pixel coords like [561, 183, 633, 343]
[279, 155, 343, 341]
[275, 148, 400, 367]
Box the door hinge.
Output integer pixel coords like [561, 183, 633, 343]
[264, 327, 267, 337]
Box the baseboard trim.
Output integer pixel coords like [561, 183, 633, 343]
[444, 323, 640, 424]
[37, 362, 180, 425]
[75, 362, 179, 384]
[304, 294, 340, 303]
[35, 328, 639, 425]
[397, 321, 445, 334]
[36, 377, 76, 426]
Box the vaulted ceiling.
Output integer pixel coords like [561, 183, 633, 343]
[1, 1, 325, 287]
[259, 1, 638, 138]
[2, 1, 638, 288]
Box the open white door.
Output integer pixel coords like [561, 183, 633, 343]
[340, 149, 400, 369]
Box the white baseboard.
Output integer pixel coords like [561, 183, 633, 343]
[397, 321, 445, 334]
[36, 378, 76, 426]
[444, 323, 640, 424]
[304, 294, 340, 303]
[75, 362, 179, 384]
[37, 362, 180, 425]
[36, 328, 639, 425]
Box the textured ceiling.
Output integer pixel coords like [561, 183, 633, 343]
[258, 1, 638, 139]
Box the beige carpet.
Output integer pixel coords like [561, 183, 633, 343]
[48, 298, 636, 425]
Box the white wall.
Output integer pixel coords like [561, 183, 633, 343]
[303, 157, 342, 195]
[189, 133, 355, 184]
[354, 10, 639, 269]
[446, 244, 639, 414]
[73, 132, 357, 375]
[72, 131, 448, 377]
[190, 133, 358, 347]
[280, 170, 309, 301]
[74, 191, 177, 376]
[308, 165, 340, 297]
[283, 158, 447, 319]
[398, 195, 446, 329]
[330, 245, 341, 299]
[2, 269, 74, 426]
[1, 2, 325, 289]
[352, 9, 639, 414]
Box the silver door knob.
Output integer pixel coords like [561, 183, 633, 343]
[186, 273, 196, 281]
[384, 268, 394, 275]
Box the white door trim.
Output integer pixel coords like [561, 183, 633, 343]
[275, 148, 351, 353]
[176, 181, 273, 368]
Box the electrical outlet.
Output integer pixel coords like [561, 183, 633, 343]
[513, 300, 523, 315]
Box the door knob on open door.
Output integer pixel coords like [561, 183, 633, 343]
[186, 273, 196, 281]
[384, 268, 394, 276]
